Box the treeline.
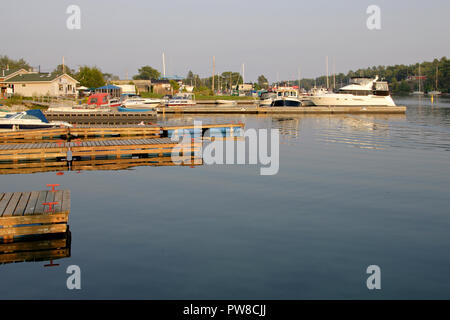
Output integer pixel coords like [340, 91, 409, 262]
[292, 57, 449, 94]
[0, 55, 113, 88]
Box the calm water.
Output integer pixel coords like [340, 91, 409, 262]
[1, 96, 450, 299]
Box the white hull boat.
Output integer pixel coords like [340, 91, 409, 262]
[308, 76, 396, 106]
[0, 110, 72, 129]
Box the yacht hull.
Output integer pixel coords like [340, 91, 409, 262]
[308, 94, 396, 107]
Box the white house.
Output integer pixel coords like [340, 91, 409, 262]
[4, 73, 79, 97]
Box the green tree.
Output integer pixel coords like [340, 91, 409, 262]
[169, 80, 180, 92]
[0, 55, 30, 70]
[257, 75, 268, 89]
[133, 66, 161, 80]
[51, 64, 75, 77]
[75, 66, 106, 88]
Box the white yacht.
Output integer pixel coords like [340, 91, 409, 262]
[0, 110, 72, 129]
[307, 76, 396, 106]
[122, 97, 162, 109]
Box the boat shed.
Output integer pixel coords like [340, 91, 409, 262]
[95, 84, 121, 97]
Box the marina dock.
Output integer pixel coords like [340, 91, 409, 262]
[157, 105, 407, 114]
[0, 123, 244, 142]
[0, 189, 71, 240]
[0, 138, 201, 162]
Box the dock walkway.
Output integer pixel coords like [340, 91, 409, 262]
[0, 190, 70, 240]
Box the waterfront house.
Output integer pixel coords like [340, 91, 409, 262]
[4, 73, 79, 98]
[0, 68, 31, 98]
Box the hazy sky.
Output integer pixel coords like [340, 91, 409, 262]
[2, 0, 449, 82]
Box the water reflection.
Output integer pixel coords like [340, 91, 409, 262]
[0, 231, 71, 266]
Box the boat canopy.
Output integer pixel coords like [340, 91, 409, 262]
[25, 109, 49, 123]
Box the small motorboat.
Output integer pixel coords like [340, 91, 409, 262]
[166, 93, 196, 107]
[122, 97, 161, 109]
[216, 100, 237, 106]
[271, 97, 302, 107]
[117, 106, 157, 113]
[0, 110, 72, 129]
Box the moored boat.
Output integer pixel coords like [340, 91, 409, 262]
[166, 93, 196, 107]
[0, 110, 72, 129]
[307, 76, 396, 106]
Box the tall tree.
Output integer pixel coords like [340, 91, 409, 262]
[257, 75, 268, 89]
[133, 66, 161, 80]
[0, 55, 30, 70]
[51, 64, 75, 77]
[75, 66, 105, 88]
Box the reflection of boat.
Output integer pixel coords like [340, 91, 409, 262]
[0, 231, 71, 265]
[0, 110, 72, 129]
[308, 76, 396, 106]
[166, 93, 196, 107]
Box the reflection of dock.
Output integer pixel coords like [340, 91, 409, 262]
[0, 190, 70, 240]
[0, 231, 71, 265]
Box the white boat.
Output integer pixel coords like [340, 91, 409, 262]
[428, 91, 442, 96]
[122, 97, 162, 109]
[262, 88, 301, 106]
[0, 110, 72, 129]
[412, 64, 425, 96]
[216, 100, 237, 106]
[307, 76, 396, 106]
[166, 93, 196, 107]
[260, 92, 277, 106]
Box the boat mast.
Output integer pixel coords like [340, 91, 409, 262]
[326, 56, 329, 89]
[162, 52, 166, 78]
[212, 56, 215, 93]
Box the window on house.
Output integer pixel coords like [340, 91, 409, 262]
[59, 84, 63, 91]
[22, 84, 26, 87]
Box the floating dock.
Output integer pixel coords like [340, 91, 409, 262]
[0, 190, 70, 241]
[156, 105, 407, 114]
[0, 123, 244, 142]
[0, 138, 201, 162]
[45, 111, 156, 122]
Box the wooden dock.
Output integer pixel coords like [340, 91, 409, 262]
[45, 111, 157, 122]
[0, 190, 70, 240]
[157, 105, 407, 114]
[0, 123, 244, 142]
[0, 138, 201, 162]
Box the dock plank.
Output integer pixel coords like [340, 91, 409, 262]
[62, 190, 71, 213]
[0, 193, 13, 216]
[53, 190, 63, 213]
[33, 191, 48, 215]
[24, 191, 40, 215]
[2, 192, 22, 217]
[13, 192, 31, 216]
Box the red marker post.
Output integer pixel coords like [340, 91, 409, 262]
[46, 184, 60, 192]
